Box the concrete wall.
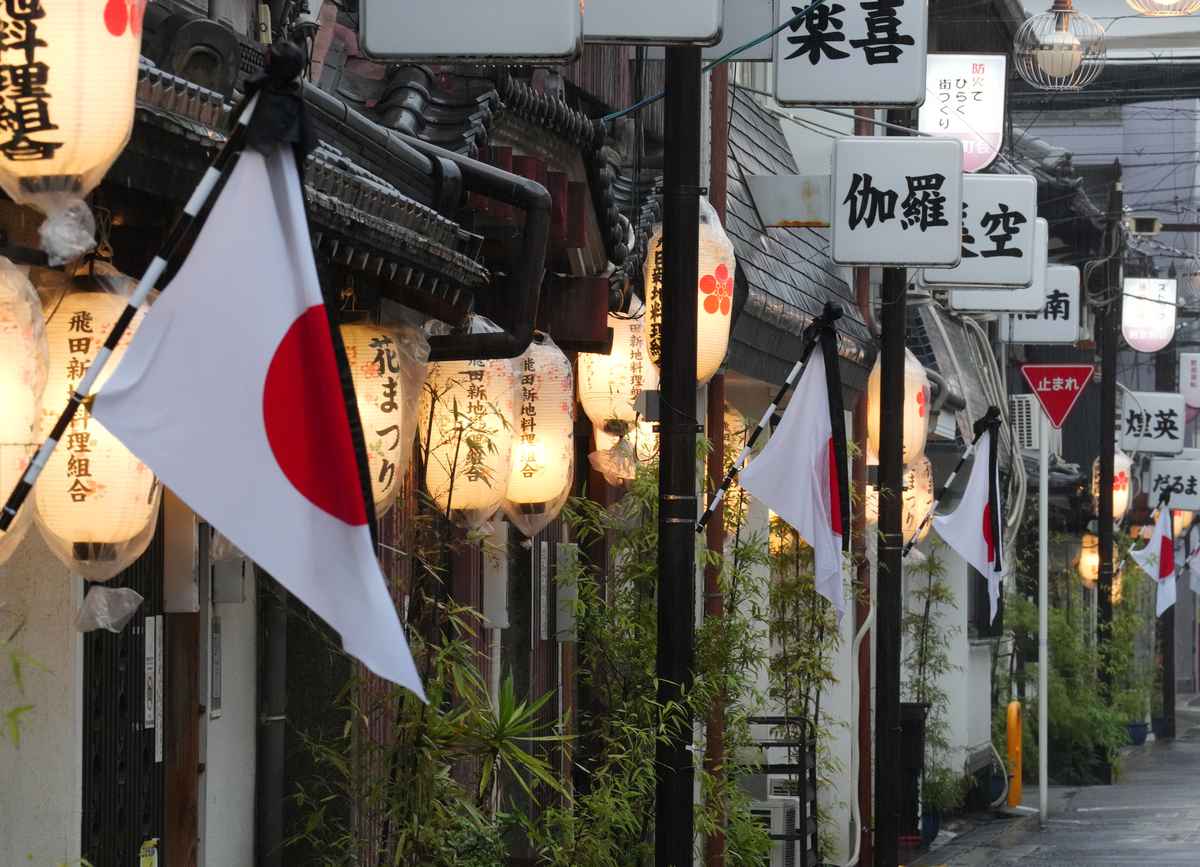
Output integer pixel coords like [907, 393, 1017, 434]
[0, 532, 82, 866]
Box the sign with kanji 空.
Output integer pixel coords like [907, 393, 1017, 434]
[948, 217, 1048, 312]
[830, 137, 963, 267]
[923, 174, 1037, 288]
[1149, 459, 1200, 512]
[774, 0, 929, 107]
[918, 53, 1007, 173]
[1020, 363, 1094, 430]
[1121, 391, 1185, 456]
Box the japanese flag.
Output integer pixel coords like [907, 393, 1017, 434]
[739, 346, 848, 619]
[1132, 505, 1176, 617]
[92, 145, 423, 697]
[933, 427, 1005, 623]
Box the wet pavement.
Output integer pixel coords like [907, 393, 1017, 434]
[908, 696, 1200, 867]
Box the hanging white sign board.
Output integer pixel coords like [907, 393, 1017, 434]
[358, 0, 583, 62]
[830, 137, 963, 267]
[1149, 459, 1200, 512]
[947, 218, 1048, 311]
[1001, 264, 1080, 344]
[1120, 391, 1185, 456]
[585, 0, 724, 44]
[647, 0, 774, 60]
[1122, 277, 1177, 354]
[917, 53, 1007, 173]
[1181, 353, 1200, 408]
[774, 0, 929, 107]
[923, 174, 1037, 288]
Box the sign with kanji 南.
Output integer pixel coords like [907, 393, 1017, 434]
[947, 217, 1048, 312]
[773, 0, 929, 107]
[1002, 264, 1079, 343]
[1120, 391, 1185, 455]
[1149, 458, 1200, 511]
[917, 54, 1007, 173]
[830, 137, 963, 266]
[923, 174, 1037, 288]
[1019, 363, 1094, 429]
[1181, 353, 1200, 408]
[585, 0, 723, 44]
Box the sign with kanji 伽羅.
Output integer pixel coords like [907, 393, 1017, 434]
[947, 217, 1048, 312]
[830, 137, 963, 267]
[923, 174, 1037, 288]
[917, 53, 1007, 173]
[1002, 264, 1079, 343]
[1121, 391, 1185, 455]
[1149, 458, 1200, 512]
[1019, 363, 1094, 430]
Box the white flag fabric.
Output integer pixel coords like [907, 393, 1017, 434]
[933, 429, 1005, 623]
[1132, 506, 1176, 617]
[92, 146, 424, 697]
[739, 350, 846, 619]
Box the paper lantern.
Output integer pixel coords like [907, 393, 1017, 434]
[0, 258, 48, 564]
[644, 197, 736, 385]
[866, 348, 931, 466]
[501, 336, 574, 538]
[35, 282, 159, 580]
[866, 456, 934, 543]
[1077, 533, 1100, 587]
[341, 323, 428, 517]
[579, 309, 659, 434]
[0, 1, 144, 261]
[419, 343, 517, 529]
[1091, 450, 1133, 522]
[1174, 510, 1193, 538]
[1122, 278, 1177, 354]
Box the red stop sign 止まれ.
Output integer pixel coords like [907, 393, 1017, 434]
[1020, 363, 1095, 429]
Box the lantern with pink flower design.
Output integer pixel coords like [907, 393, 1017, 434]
[644, 197, 737, 384]
[1092, 449, 1133, 523]
[865, 348, 931, 465]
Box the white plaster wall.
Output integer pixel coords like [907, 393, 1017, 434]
[0, 531, 82, 866]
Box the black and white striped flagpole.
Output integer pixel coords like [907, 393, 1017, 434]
[0, 92, 260, 534]
[901, 405, 1002, 558]
[695, 303, 841, 535]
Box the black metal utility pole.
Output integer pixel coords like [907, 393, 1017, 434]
[1097, 164, 1122, 689]
[873, 108, 913, 867]
[657, 44, 701, 867]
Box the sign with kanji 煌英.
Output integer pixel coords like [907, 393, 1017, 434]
[918, 53, 1007, 173]
[1122, 277, 1177, 354]
[1181, 353, 1200, 408]
[1002, 264, 1080, 344]
[1019, 363, 1094, 430]
[1149, 458, 1200, 512]
[923, 174, 1037, 288]
[1121, 391, 1185, 455]
[774, 0, 929, 107]
[830, 137, 963, 267]
[585, 0, 724, 44]
[947, 217, 1048, 312]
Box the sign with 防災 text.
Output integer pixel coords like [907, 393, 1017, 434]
[1121, 391, 1185, 455]
[1149, 459, 1200, 512]
[918, 53, 1007, 173]
[1122, 278, 1177, 354]
[830, 137, 963, 266]
[359, 0, 583, 62]
[774, 0, 929, 107]
[924, 174, 1037, 288]
[947, 217, 1048, 312]
[1181, 353, 1200, 408]
[1002, 264, 1079, 344]
[585, 0, 724, 44]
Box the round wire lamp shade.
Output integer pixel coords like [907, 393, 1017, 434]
[1014, 1, 1105, 91]
[1126, 0, 1200, 14]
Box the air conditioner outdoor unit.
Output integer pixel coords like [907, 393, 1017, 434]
[750, 798, 800, 867]
[1009, 395, 1061, 455]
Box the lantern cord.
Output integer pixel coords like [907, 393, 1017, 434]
[695, 303, 840, 534]
[0, 93, 262, 533]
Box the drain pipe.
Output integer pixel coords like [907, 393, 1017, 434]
[256, 572, 287, 867]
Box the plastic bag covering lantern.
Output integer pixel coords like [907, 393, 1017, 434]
[1092, 450, 1133, 522]
[419, 316, 517, 529]
[501, 335, 574, 538]
[644, 197, 736, 385]
[1014, 0, 1105, 92]
[341, 322, 429, 517]
[0, 257, 48, 564]
[866, 348, 931, 465]
[866, 456, 934, 543]
[579, 306, 660, 434]
[0, 1, 144, 264]
[35, 274, 159, 581]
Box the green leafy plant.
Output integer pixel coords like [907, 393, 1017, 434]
[1, 608, 36, 748]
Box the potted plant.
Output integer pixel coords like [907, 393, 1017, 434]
[1115, 688, 1149, 746]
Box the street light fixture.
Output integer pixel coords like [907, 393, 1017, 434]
[1014, 0, 1105, 92]
[1126, 0, 1200, 15]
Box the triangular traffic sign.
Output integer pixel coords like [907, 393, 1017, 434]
[1020, 363, 1095, 430]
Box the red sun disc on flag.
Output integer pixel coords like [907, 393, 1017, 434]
[1020, 363, 1095, 430]
[263, 306, 368, 526]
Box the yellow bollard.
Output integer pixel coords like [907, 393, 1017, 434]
[1007, 700, 1022, 808]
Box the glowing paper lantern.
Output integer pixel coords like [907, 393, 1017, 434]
[341, 323, 428, 517]
[1077, 532, 1100, 587]
[579, 310, 659, 434]
[866, 456, 934, 543]
[1122, 278, 1177, 353]
[1092, 450, 1133, 522]
[644, 197, 736, 384]
[501, 336, 574, 538]
[1174, 510, 1194, 538]
[866, 348, 931, 465]
[419, 339, 517, 529]
[0, 258, 48, 564]
[35, 283, 159, 580]
[0, 1, 144, 261]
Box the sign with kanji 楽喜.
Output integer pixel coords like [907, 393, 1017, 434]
[774, 0, 928, 107]
[830, 137, 963, 267]
[1149, 458, 1200, 512]
[1019, 363, 1094, 430]
[923, 174, 1037, 288]
[1002, 264, 1079, 343]
[1121, 391, 1185, 455]
[917, 53, 1007, 173]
